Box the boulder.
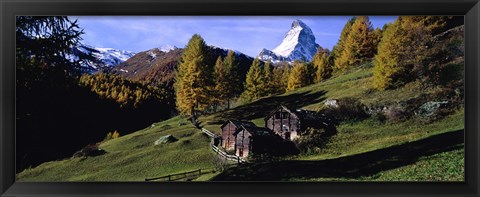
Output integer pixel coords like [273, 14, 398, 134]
[415, 101, 450, 121]
[324, 99, 339, 108]
[154, 135, 178, 145]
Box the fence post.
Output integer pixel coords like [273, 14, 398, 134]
[168, 175, 171, 181]
[199, 169, 201, 177]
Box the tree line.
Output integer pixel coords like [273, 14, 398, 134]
[174, 17, 380, 116]
[16, 16, 175, 171]
[174, 16, 463, 117]
[79, 73, 173, 108]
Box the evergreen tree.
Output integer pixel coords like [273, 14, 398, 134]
[174, 34, 212, 116]
[372, 16, 430, 90]
[241, 58, 266, 102]
[281, 65, 292, 92]
[312, 48, 332, 83]
[419, 16, 454, 35]
[214, 56, 228, 108]
[270, 65, 288, 95]
[306, 62, 316, 85]
[335, 16, 375, 71]
[369, 28, 383, 56]
[212, 51, 242, 110]
[327, 46, 337, 69]
[16, 16, 84, 77]
[333, 17, 356, 62]
[287, 62, 310, 91]
[353, 16, 376, 60]
[223, 50, 242, 108]
[263, 60, 274, 95]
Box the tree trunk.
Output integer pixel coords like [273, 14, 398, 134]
[190, 106, 195, 117]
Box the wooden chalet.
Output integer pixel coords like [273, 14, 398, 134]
[216, 106, 334, 160]
[233, 125, 274, 158]
[265, 105, 335, 141]
[220, 120, 256, 151]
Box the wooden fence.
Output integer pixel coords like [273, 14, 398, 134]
[145, 127, 244, 182]
[145, 169, 203, 182]
[210, 142, 245, 163]
[201, 128, 217, 138]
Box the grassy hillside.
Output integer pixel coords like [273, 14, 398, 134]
[200, 64, 444, 132]
[17, 116, 218, 181]
[291, 144, 464, 181]
[362, 145, 464, 181]
[17, 64, 464, 181]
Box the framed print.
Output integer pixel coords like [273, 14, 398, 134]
[1, 0, 479, 196]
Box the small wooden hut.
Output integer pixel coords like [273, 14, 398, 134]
[233, 125, 274, 158]
[264, 105, 335, 141]
[220, 120, 256, 151]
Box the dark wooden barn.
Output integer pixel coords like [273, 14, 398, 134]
[265, 105, 335, 141]
[233, 125, 274, 158]
[220, 120, 256, 151]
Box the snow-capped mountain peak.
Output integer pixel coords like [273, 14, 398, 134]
[91, 46, 136, 63]
[291, 19, 309, 29]
[258, 19, 320, 63]
[70, 43, 136, 72]
[158, 44, 178, 53]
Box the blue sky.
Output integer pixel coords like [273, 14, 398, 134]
[74, 16, 397, 57]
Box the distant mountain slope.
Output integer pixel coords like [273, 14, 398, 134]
[70, 44, 136, 72]
[259, 19, 322, 63]
[108, 48, 182, 87]
[107, 46, 255, 89]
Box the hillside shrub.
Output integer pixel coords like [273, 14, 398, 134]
[104, 130, 120, 141]
[323, 97, 369, 123]
[248, 153, 282, 163]
[225, 149, 236, 155]
[384, 106, 407, 122]
[294, 127, 331, 154]
[435, 85, 464, 109]
[72, 144, 106, 158]
[213, 156, 229, 171]
[371, 111, 387, 123]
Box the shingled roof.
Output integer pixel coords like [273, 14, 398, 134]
[233, 125, 274, 136]
[265, 105, 334, 128]
[220, 119, 256, 129]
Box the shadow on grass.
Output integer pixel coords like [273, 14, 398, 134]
[204, 90, 327, 126]
[211, 129, 464, 181]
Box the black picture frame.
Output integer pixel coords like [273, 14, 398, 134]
[1, 0, 479, 196]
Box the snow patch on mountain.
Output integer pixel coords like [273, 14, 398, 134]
[158, 44, 178, 53]
[70, 44, 136, 73]
[93, 47, 135, 63]
[147, 50, 158, 59]
[258, 19, 321, 63]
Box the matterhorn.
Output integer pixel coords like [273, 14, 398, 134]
[258, 19, 321, 63]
